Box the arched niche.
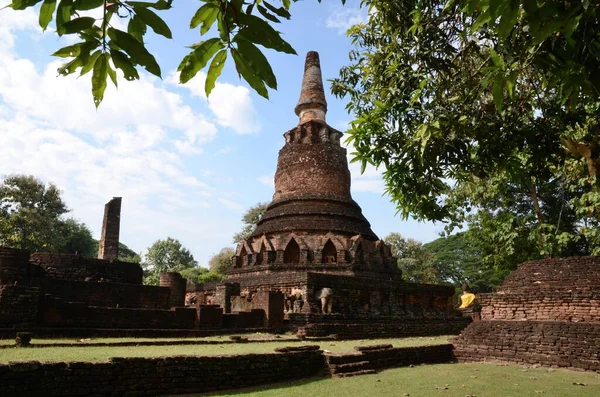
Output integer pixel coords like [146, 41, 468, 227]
[256, 242, 266, 265]
[355, 242, 365, 263]
[236, 245, 247, 267]
[284, 238, 300, 264]
[321, 239, 337, 264]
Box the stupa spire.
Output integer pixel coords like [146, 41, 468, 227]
[294, 51, 327, 123]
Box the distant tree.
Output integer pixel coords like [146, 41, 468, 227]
[118, 243, 141, 263]
[142, 237, 197, 285]
[423, 233, 495, 292]
[233, 202, 269, 244]
[384, 233, 440, 284]
[209, 247, 236, 275]
[58, 218, 96, 257]
[0, 174, 68, 251]
[180, 267, 224, 285]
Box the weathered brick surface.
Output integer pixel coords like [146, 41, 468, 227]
[325, 344, 455, 376]
[30, 252, 142, 284]
[453, 320, 600, 371]
[453, 256, 600, 373]
[0, 285, 39, 326]
[97, 197, 121, 261]
[0, 350, 325, 397]
[40, 297, 197, 329]
[479, 292, 600, 322]
[159, 272, 186, 308]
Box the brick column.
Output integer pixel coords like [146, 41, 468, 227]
[160, 272, 187, 308]
[97, 197, 122, 261]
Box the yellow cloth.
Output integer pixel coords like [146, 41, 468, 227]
[459, 292, 476, 309]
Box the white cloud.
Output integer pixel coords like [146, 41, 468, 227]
[343, 137, 386, 194]
[326, 7, 367, 35]
[218, 198, 245, 212]
[0, 8, 229, 261]
[168, 71, 261, 135]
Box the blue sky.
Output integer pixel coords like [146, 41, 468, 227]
[0, 1, 443, 266]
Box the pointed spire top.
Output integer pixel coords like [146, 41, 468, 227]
[295, 51, 327, 123]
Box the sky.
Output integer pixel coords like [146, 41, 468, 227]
[0, 1, 444, 266]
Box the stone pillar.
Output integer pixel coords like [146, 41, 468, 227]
[97, 197, 122, 261]
[214, 283, 238, 313]
[160, 272, 187, 308]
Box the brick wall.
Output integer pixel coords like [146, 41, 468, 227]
[453, 320, 600, 372]
[40, 297, 197, 329]
[479, 292, 600, 322]
[30, 253, 143, 284]
[0, 285, 39, 326]
[325, 344, 455, 376]
[29, 278, 171, 309]
[0, 350, 325, 397]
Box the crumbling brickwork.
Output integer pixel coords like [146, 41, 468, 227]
[0, 285, 39, 326]
[98, 197, 122, 261]
[453, 256, 600, 372]
[0, 350, 325, 396]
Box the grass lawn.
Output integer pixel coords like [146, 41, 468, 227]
[201, 362, 600, 397]
[0, 335, 450, 363]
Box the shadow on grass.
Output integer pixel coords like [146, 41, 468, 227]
[170, 376, 327, 396]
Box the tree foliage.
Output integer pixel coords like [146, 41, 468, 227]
[2, 0, 325, 105]
[208, 246, 235, 275]
[59, 218, 96, 257]
[232, 202, 268, 244]
[331, 0, 600, 259]
[142, 237, 197, 285]
[384, 232, 440, 284]
[0, 174, 69, 251]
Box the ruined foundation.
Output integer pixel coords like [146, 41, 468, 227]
[453, 256, 600, 372]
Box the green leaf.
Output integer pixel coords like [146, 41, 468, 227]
[257, 5, 280, 23]
[128, 15, 147, 42]
[234, 37, 277, 89]
[205, 49, 227, 97]
[179, 38, 224, 84]
[7, 0, 42, 10]
[264, 2, 291, 19]
[232, 48, 268, 99]
[107, 28, 161, 77]
[497, 0, 518, 40]
[190, 3, 219, 35]
[110, 49, 140, 81]
[72, 0, 103, 10]
[39, 0, 57, 31]
[92, 52, 108, 107]
[55, 0, 73, 33]
[134, 7, 172, 39]
[52, 42, 87, 58]
[127, 0, 172, 10]
[282, 0, 290, 9]
[237, 15, 296, 54]
[492, 74, 504, 112]
[57, 16, 95, 35]
[56, 41, 98, 75]
[107, 59, 118, 89]
[80, 49, 102, 76]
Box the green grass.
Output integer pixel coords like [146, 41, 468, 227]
[0, 336, 451, 363]
[199, 362, 600, 397]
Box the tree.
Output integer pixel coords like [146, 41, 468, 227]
[384, 233, 440, 284]
[180, 266, 224, 284]
[58, 218, 96, 257]
[208, 247, 235, 275]
[142, 237, 197, 285]
[232, 202, 268, 244]
[0, 174, 69, 251]
[422, 233, 495, 292]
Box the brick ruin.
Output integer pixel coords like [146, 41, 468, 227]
[220, 51, 469, 338]
[97, 197, 121, 261]
[453, 256, 600, 372]
[0, 53, 470, 338]
[0, 199, 276, 336]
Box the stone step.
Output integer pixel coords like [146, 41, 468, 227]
[330, 360, 372, 374]
[334, 369, 377, 378]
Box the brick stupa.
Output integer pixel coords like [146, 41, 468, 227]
[223, 52, 469, 337]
